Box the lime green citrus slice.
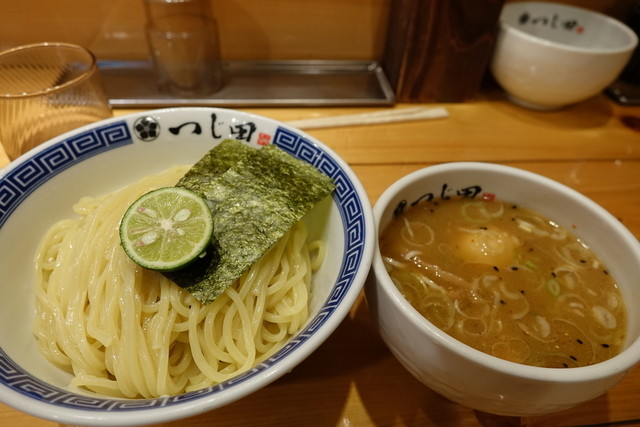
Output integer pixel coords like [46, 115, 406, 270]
[119, 187, 214, 272]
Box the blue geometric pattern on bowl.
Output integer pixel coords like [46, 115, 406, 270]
[0, 122, 132, 227]
[0, 121, 366, 410]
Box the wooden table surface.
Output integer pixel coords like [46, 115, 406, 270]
[1, 91, 639, 426]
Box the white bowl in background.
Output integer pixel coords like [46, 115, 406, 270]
[490, 1, 638, 110]
[366, 162, 640, 416]
[0, 107, 374, 426]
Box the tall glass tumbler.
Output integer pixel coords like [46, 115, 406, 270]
[144, 0, 224, 97]
[0, 43, 112, 160]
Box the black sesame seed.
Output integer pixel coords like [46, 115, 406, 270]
[579, 259, 587, 264]
[603, 270, 609, 275]
[500, 300, 506, 305]
[511, 266, 519, 271]
[562, 363, 569, 368]
[570, 355, 577, 361]
[551, 272, 557, 277]
[520, 290, 525, 294]
[493, 266, 499, 272]
[480, 226, 488, 230]
[577, 339, 583, 344]
[601, 343, 610, 348]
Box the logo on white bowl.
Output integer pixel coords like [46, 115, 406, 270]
[518, 12, 585, 34]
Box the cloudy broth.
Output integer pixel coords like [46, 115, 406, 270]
[380, 197, 626, 368]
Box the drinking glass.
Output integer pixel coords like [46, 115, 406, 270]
[0, 42, 112, 160]
[144, 0, 224, 96]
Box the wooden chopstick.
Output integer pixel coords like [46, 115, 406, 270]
[286, 107, 449, 130]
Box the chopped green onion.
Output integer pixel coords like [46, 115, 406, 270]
[524, 260, 538, 270]
[547, 278, 561, 297]
[460, 202, 491, 223]
[516, 219, 535, 233]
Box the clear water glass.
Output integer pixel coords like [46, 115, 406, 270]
[144, 0, 224, 97]
[0, 42, 112, 160]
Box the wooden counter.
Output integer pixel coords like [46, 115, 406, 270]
[1, 91, 639, 426]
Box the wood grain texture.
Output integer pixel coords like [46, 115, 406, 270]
[0, 0, 391, 61]
[1, 0, 634, 62]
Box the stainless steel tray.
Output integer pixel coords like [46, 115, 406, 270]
[99, 60, 395, 107]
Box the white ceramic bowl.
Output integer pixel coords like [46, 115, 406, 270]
[490, 1, 638, 110]
[0, 107, 374, 426]
[365, 162, 640, 416]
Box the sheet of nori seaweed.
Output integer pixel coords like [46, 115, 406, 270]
[167, 142, 335, 304]
[176, 139, 253, 196]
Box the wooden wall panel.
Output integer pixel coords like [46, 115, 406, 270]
[0, 0, 634, 61]
[0, 0, 390, 61]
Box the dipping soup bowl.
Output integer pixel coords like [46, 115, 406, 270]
[365, 162, 640, 416]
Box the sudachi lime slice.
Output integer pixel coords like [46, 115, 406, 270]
[119, 187, 214, 272]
